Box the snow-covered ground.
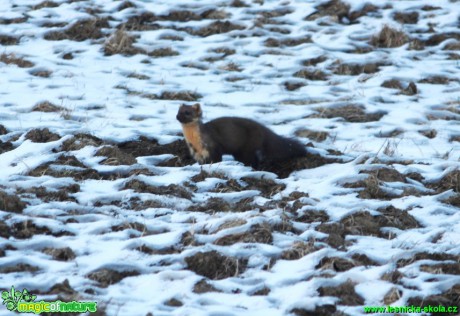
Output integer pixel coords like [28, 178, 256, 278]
[0, 0, 459, 315]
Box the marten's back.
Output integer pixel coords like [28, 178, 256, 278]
[204, 117, 306, 162]
[204, 117, 271, 151]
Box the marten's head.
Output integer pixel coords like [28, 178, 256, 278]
[176, 103, 202, 124]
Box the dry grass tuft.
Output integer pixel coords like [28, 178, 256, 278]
[103, 29, 142, 56]
[370, 25, 409, 48]
[0, 53, 34, 68]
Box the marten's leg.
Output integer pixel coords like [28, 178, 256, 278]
[234, 150, 260, 169]
[208, 148, 223, 164]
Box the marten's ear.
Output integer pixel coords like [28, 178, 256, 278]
[192, 103, 202, 116]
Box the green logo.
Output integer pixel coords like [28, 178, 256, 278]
[1, 286, 97, 314]
[2, 286, 37, 311]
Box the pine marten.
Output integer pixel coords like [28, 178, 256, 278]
[176, 103, 306, 169]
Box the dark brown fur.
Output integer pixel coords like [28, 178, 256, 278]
[176, 103, 306, 169]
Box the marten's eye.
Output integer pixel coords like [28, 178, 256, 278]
[184, 110, 191, 115]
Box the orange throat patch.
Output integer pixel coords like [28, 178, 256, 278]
[181, 122, 210, 163]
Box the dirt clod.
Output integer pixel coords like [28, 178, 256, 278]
[95, 146, 137, 165]
[61, 133, 103, 151]
[311, 104, 386, 122]
[185, 250, 247, 280]
[0, 191, 26, 213]
[124, 179, 192, 200]
[293, 69, 329, 81]
[42, 247, 76, 261]
[0, 53, 34, 68]
[215, 223, 273, 245]
[32, 101, 63, 112]
[86, 268, 140, 288]
[370, 25, 409, 48]
[45, 18, 109, 41]
[25, 128, 60, 143]
[318, 281, 364, 306]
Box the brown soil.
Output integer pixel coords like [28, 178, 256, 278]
[381, 79, 403, 90]
[383, 287, 402, 305]
[0, 125, 8, 135]
[187, 197, 254, 213]
[0, 190, 26, 213]
[119, 12, 160, 31]
[264, 36, 312, 47]
[427, 169, 460, 193]
[19, 185, 78, 202]
[295, 129, 329, 142]
[0, 141, 13, 154]
[348, 4, 379, 21]
[305, 0, 350, 23]
[148, 47, 179, 58]
[407, 284, 460, 310]
[281, 241, 319, 260]
[164, 298, 183, 307]
[318, 207, 418, 240]
[86, 268, 140, 288]
[123, 179, 192, 200]
[425, 32, 460, 46]
[260, 153, 337, 179]
[10, 220, 74, 239]
[29, 68, 52, 78]
[214, 223, 273, 245]
[45, 18, 109, 41]
[370, 25, 409, 48]
[25, 128, 60, 142]
[316, 257, 356, 272]
[0, 16, 28, 24]
[393, 11, 419, 24]
[95, 146, 137, 165]
[284, 81, 307, 91]
[311, 104, 386, 122]
[240, 176, 285, 197]
[418, 129, 438, 139]
[0, 53, 34, 68]
[33, 1, 60, 10]
[185, 250, 247, 280]
[117, 1, 136, 11]
[42, 247, 76, 261]
[44, 279, 77, 296]
[442, 194, 460, 207]
[28, 162, 99, 181]
[296, 210, 329, 223]
[301, 56, 327, 67]
[354, 175, 401, 200]
[157, 91, 201, 101]
[318, 280, 364, 305]
[331, 62, 383, 75]
[0, 263, 40, 274]
[103, 29, 142, 56]
[159, 34, 184, 41]
[291, 305, 345, 316]
[420, 263, 460, 275]
[419, 75, 457, 84]
[396, 252, 460, 268]
[0, 34, 19, 45]
[184, 21, 245, 37]
[193, 279, 220, 293]
[61, 133, 103, 151]
[32, 101, 64, 112]
[0, 221, 11, 238]
[293, 69, 329, 81]
[361, 167, 406, 182]
[160, 9, 228, 22]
